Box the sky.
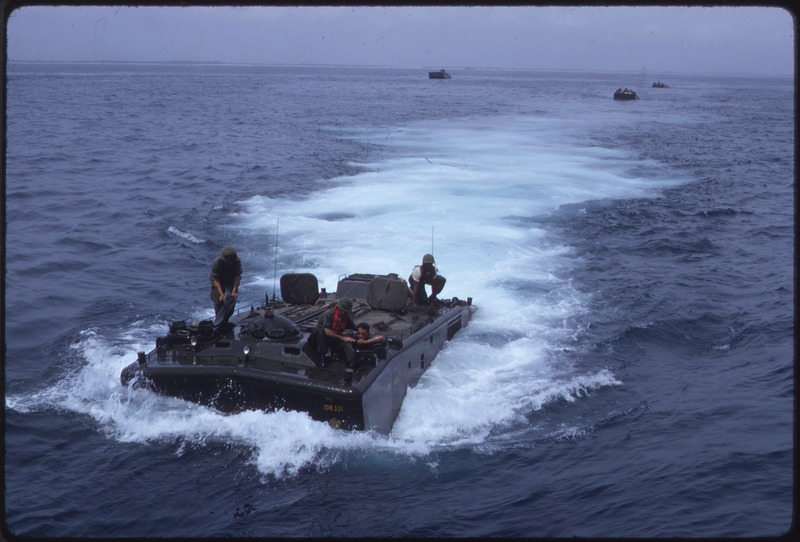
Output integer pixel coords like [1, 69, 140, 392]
[4, 4, 795, 76]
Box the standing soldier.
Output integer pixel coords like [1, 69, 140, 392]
[210, 245, 242, 317]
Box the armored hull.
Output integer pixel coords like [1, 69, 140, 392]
[613, 89, 638, 100]
[120, 272, 475, 433]
[429, 69, 451, 79]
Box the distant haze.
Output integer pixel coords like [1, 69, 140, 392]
[5, 5, 795, 75]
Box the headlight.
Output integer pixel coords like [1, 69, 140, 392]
[190, 337, 198, 347]
[243, 345, 251, 356]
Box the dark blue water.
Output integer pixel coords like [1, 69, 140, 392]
[4, 63, 793, 538]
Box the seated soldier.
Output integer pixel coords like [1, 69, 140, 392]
[355, 323, 385, 346]
[314, 297, 356, 368]
[353, 322, 386, 368]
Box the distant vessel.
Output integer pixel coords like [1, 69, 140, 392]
[613, 87, 638, 100]
[652, 81, 668, 88]
[429, 69, 451, 79]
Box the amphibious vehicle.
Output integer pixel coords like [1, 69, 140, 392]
[121, 272, 475, 433]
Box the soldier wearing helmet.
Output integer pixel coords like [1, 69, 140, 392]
[408, 253, 446, 306]
[314, 297, 357, 369]
[210, 245, 242, 314]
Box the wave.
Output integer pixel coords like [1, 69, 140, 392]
[166, 225, 205, 244]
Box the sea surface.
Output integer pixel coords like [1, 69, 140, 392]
[3, 62, 794, 538]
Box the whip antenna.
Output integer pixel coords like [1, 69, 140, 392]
[272, 218, 279, 301]
[431, 225, 434, 255]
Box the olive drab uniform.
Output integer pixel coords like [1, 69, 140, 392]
[210, 247, 242, 313]
[314, 298, 356, 368]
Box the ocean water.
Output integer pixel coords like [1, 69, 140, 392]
[3, 63, 793, 538]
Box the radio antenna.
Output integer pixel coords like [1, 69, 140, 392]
[272, 218, 279, 301]
[431, 225, 434, 255]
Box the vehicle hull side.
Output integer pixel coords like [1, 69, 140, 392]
[360, 305, 472, 432]
[122, 364, 366, 429]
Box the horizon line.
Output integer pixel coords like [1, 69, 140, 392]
[5, 59, 792, 78]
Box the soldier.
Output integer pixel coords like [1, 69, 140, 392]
[210, 246, 242, 315]
[408, 253, 446, 305]
[315, 297, 357, 368]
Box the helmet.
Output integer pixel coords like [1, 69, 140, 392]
[422, 253, 435, 264]
[220, 246, 237, 258]
[336, 297, 353, 313]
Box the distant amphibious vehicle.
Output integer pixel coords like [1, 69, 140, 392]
[121, 272, 475, 433]
[613, 88, 638, 100]
[429, 69, 452, 79]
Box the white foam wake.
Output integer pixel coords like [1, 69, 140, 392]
[9, 112, 678, 478]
